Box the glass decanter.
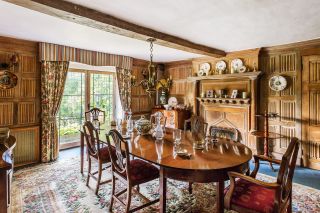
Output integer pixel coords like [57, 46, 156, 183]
[153, 112, 164, 140]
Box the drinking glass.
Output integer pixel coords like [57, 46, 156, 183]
[173, 129, 182, 145]
[116, 119, 122, 131]
[127, 119, 134, 133]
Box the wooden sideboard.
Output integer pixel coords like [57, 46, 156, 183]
[152, 108, 191, 129]
[0, 135, 16, 213]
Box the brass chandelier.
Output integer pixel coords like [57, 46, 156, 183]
[130, 38, 172, 97]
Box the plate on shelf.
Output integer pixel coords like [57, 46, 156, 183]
[168, 97, 178, 107]
[215, 60, 226, 72]
[200, 63, 211, 73]
[238, 65, 247, 73]
[197, 69, 204, 76]
[231, 58, 243, 72]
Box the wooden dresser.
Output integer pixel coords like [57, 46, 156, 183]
[0, 135, 16, 213]
[152, 108, 191, 129]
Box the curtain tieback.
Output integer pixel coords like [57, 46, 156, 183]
[42, 115, 57, 123]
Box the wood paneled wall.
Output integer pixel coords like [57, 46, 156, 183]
[0, 36, 40, 166]
[131, 59, 153, 117]
[164, 60, 193, 105]
[259, 40, 320, 168]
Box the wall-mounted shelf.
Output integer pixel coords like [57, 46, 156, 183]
[197, 97, 250, 105]
[187, 71, 261, 81]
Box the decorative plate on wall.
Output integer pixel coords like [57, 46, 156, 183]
[0, 70, 18, 89]
[199, 63, 211, 73]
[168, 97, 178, 107]
[215, 60, 227, 72]
[269, 75, 287, 91]
[231, 58, 243, 72]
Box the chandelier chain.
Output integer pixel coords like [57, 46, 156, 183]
[150, 39, 153, 62]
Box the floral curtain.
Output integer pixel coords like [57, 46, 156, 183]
[41, 61, 69, 162]
[116, 67, 132, 112]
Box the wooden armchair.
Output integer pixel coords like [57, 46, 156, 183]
[209, 126, 238, 142]
[83, 121, 112, 195]
[184, 116, 208, 136]
[85, 108, 105, 131]
[224, 137, 300, 213]
[106, 129, 160, 213]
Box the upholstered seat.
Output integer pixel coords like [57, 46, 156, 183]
[95, 146, 112, 162]
[121, 159, 159, 186]
[224, 179, 275, 213]
[224, 137, 300, 213]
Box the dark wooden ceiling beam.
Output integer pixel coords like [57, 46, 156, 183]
[4, 0, 226, 57]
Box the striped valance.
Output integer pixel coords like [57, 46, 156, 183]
[39, 42, 133, 70]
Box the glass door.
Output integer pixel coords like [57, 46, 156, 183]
[89, 72, 115, 130]
[57, 71, 85, 149]
[57, 70, 115, 149]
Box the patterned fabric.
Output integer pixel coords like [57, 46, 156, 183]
[11, 157, 320, 212]
[116, 67, 132, 111]
[224, 179, 275, 213]
[39, 43, 133, 70]
[121, 159, 159, 186]
[41, 61, 69, 162]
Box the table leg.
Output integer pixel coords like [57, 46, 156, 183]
[159, 167, 167, 213]
[80, 131, 84, 174]
[216, 181, 225, 213]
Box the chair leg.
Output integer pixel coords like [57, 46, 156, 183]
[109, 175, 115, 212]
[188, 182, 193, 194]
[287, 192, 292, 213]
[86, 157, 91, 186]
[95, 160, 103, 195]
[125, 186, 132, 213]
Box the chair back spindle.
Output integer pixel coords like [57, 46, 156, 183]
[277, 137, 300, 201]
[106, 129, 130, 175]
[83, 121, 100, 157]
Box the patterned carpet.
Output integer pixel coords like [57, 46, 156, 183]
[12, 157, 320, 213]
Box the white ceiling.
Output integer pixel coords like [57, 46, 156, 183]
[0, 1, 202, 62]
[0, 0, 320, 61]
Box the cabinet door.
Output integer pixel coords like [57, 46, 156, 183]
[164, 110, 177, 128]
[302, 56, 320, 169]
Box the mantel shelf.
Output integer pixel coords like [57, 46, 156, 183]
[197, 97, 250, 105]
[187, 71, 262, 81]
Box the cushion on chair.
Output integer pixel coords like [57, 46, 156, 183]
[123, 159, 159, 186]
[224, 179, 275, 213]
[97, 146, 112, 162]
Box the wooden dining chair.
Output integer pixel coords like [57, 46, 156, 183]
[83, 121, 112, 195]
[209, 125, 238, 142]
[106, 129, 160, 213]
[85, 108, 105, 131]
[184, 115, 208, 136]
[150, 111, 167, 128]
[224, 137, 300, 213]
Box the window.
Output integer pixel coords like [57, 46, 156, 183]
[57, 66, 116, 149]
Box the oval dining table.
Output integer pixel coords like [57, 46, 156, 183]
[80, 128, 252, 213]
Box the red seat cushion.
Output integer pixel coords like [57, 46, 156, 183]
[224, 179, 275, 213]
[98, 146, 112, 162]
[122, 159, 159, 186]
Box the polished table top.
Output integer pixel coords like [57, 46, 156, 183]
[96, 128, 252, 172]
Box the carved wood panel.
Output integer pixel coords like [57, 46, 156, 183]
[259, 51, 300, 160]
[0, 36, 40, 166]
[18, 102, 36, 124]
[131, 59, 153, 115]
[302, 55, 320, 169]
[0, 103, 14, 126]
